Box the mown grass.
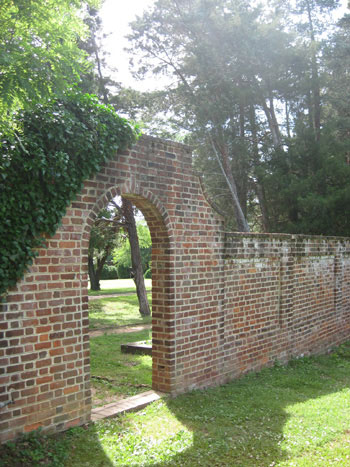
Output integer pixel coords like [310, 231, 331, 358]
[88, 279, 152, 296]
[89, 294, 152, 329]
[2, 341, 350, 466]
[91, 330, 152, 407]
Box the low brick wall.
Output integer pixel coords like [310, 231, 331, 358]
[1, 136, 349, 443]
[222, 233, 350, 377]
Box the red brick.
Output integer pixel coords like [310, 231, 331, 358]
[2, 136, 350, 445]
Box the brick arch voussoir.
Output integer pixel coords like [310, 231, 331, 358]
[81, 181, 174, 252]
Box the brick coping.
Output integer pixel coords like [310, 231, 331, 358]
[91, 390, 166, 422]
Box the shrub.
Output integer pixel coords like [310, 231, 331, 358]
[101, 265, 118, 280]
[117, 264, 131, 279]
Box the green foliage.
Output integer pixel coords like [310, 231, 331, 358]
[113, 221, 151, 273]
[88, 207, 123, 289]
[0, 90, 137, 296]
[0, 0, 100, 130]
[89, 210, 120, 256]
[100, 264, 118, 280]
[263, 124, 350, 235]
[116, 263, 131, 279]
[144, 268, 152, 279]
[128, 0, 349, 233]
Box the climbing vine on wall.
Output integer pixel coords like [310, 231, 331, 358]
[0, 90, 138, 297]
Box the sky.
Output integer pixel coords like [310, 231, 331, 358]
[99, 0, 349, 92]
[99, 0, 157, 91]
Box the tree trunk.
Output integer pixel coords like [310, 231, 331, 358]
[255, 181, 270, 233]
[88, 253, 109, 291]
[306, 0, 321, 142]
[210, 137, 250, 232]
[122, 197, 151, 317]
[285, 100, 291, 139]
[262, 97, 282, 150]
[88, 255, 101, 291]
[249, 105, 270, 232]
[238, 94, 248, 217]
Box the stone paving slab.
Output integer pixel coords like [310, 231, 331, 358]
[121, 341, 152, 356]
[91, 390, 165, 422]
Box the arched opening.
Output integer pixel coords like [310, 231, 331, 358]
[82, 186, 175, 412]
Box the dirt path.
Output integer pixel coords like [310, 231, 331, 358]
[89, 323, 151, 338]
[89, 292, 135, 300]
[88, 291, 151, 300]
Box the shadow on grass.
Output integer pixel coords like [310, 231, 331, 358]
[151, 343, 350, 466]
[0, 424, 114, 467]
[2, 345, 349, 466]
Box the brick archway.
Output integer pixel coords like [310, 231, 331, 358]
[1, 136, 225, 442]
[82, 182, 176, 393]
[3, 135, 349, 443]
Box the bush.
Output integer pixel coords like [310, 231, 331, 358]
[117, 263, 131, 279]
[144, 269, 152, 279]
[101, 265, 118, 280]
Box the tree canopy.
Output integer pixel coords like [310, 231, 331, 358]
[127, 0, 350, 235]
[0, 0, 98, 131]
[113, 220, 151, 276]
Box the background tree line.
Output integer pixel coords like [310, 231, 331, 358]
[2, 0, 350, 299]
[123, 0, 350, 235]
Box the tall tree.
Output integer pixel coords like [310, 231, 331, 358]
[0, 0, 98, 131]
[78, 9, 151, 314]
[127, 0, 347, 234]
[293, 0, 340, 140]
[127, 0, 300, 230]
[121, 199, 151, 316]
[78, 5, 120, 103]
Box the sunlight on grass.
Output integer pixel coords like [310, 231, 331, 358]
[89, 294, 152, 328]
[89, 278, 152, 296]
[90, 331, 152, 406]
[281, 389, 350, 461]
[3, 342, 350, 466]
[67, 382, 350, 466]
[67, 402, 194, 466]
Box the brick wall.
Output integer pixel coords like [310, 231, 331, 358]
[1, 136, 350, 443]
[222, 233, 350, 378]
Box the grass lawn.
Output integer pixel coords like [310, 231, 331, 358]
[89, 294, 152, 329]
[2, 341, 350, 466]
[91, 330, 152, 407]
[89, 279, 152, 296]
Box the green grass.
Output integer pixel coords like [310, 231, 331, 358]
[2, 341, 350, 466]
[88, 279, 152, 296]
[89, 294, 152, 329]
[91, 330, 152, 407]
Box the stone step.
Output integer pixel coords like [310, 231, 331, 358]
[91, 390, 165, 422]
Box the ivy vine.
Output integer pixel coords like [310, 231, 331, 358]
[0, 90, 138, 297]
